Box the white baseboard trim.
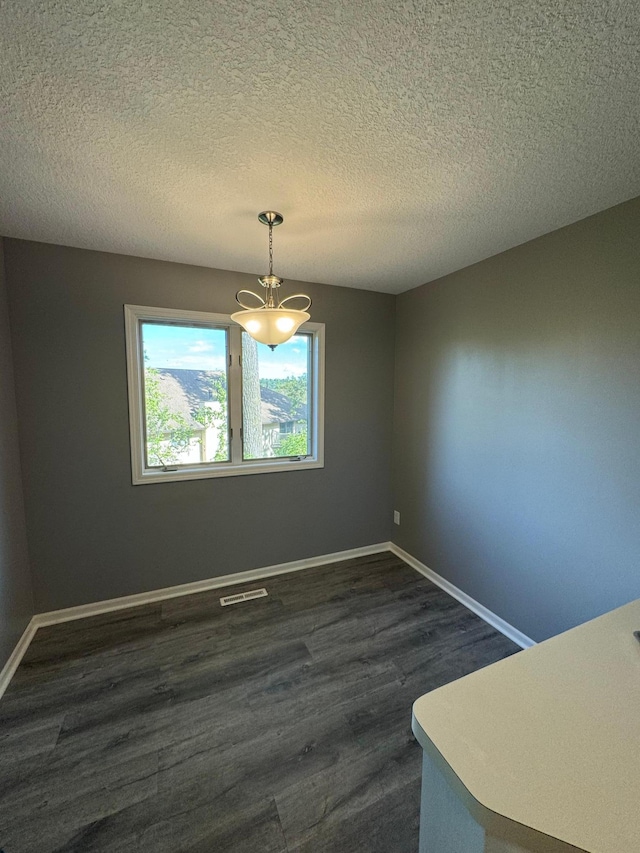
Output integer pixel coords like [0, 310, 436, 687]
[0, 617, 39, 701]
[1, 539, 534, 702]
[389, 543, 536, 649]
[1, 543, 391, 699]
[35, 542, 393, 627]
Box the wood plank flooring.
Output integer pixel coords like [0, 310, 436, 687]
[0, 552, 518, 852]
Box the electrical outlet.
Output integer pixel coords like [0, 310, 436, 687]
[393, 510, 400, 525]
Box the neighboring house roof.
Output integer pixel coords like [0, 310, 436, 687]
[151, 370, 206, 431]
[153, 369, 306, 426]
[259, 385, 307, 424]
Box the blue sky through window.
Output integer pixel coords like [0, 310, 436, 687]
[142, 323, 308, 379]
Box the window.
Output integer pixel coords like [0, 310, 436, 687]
[125, 305, 324, 484]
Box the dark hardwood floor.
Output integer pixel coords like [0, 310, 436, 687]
[0, 552, 518, 852]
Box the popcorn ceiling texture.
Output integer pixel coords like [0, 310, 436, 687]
[1, 0, 639, 293]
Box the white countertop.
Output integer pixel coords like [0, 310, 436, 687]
[412, 599, 640, 853]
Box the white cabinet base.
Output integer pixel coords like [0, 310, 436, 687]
[419, 753, 532, 853]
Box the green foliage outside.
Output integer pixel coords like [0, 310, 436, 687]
[144, 366, 193, 466]
[193, 373, 229, 462]
[144, 359, 307, 465]
[144, 356, 229, 466]
[275, 429, 308, 457]
[261, 375, 308, 457]
[260, 375, 307, 411]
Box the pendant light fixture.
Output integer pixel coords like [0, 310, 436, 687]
[231, 211, 311, 349]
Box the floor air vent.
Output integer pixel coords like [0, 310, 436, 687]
[220, 588, 268, 606]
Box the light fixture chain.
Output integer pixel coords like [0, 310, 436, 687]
[268, 221, 273, 276]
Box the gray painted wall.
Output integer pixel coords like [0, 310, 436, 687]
[0, 238, 34, 668]
[4, 240, 395, 612]
[393, 197, 640, 642]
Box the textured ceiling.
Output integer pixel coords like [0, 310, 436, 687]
[1, 1, 639, 294]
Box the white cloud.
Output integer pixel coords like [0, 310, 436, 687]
[188, 340, 214, 353]
[259, 361, 307, 379]
[166, 355, 225, 370]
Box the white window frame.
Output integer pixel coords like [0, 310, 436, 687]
[124, 304, 325, 485]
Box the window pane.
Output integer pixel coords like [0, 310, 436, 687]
[141, 321, 229, 467]
[242, 332, 311, 460]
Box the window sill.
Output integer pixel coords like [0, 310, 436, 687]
[132, 456, 324, 485]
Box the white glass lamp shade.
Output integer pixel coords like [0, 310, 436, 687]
[231, 307, 310, 346]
